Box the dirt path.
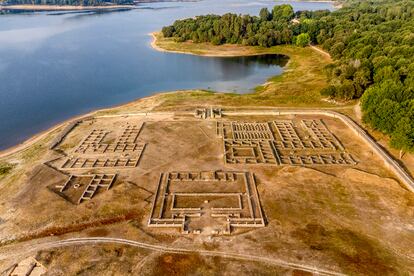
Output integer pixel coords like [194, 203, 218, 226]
[354, 101, 362, 121]
[0, 237, 346, 276]
[310, 45, 331, 59]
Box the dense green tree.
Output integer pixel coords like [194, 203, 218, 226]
[259, 8, 272, 21]
[272, 4, 294, 21]
[162, 5, 302, 49]
[296, 33, 310, 47]
[391, 117, 414, 157]
[320, 85, 337, 97]
[161, 26, 175, 38]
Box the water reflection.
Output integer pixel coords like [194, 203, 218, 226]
[225, 54, 289, 66]
[201, 54, 289, 80]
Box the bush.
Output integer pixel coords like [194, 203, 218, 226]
[320, 85, 337, 97]
[211, 36, 224, 45]
[296, 33, 310, 47]
[161, 26, 175, 38]
[0, 163, 14, 177]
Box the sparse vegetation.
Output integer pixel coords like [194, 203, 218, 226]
[0, 162, 14, 177]
[1, 108, 413, 275]
[293, 224, 402, 275]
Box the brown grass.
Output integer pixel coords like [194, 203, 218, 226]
[292, 223, 401, 275]
[154, 253, 206, 275]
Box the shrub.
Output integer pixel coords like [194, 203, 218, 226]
[296, 33, 310, 47]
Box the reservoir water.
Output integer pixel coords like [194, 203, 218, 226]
[0, 0, 334, 150]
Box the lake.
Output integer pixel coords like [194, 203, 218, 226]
[0, 0, 334, 150]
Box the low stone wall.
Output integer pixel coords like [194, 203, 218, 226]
[223, 109, 414, 193]
[49, 120, 80, 150]
[49, 108, 413, 193]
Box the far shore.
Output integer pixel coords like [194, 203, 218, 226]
[277, 0, 342, 7]
[0, 0, 341, 13]
[0, 4, 136, 11]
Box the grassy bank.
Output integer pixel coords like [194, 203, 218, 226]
[150, 32, 348, 110]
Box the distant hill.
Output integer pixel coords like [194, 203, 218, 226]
[3, 0, 133, 5]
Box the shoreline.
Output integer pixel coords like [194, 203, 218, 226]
[3, 104, 414, 193]
[149, 32, 291, 58]
[0, 97, 331, 159]
[149, 32, 243, 57]
[0, 32, 275, 157]
[0, 109, 98, 159]
[0, 92, 162, 158]
[0, 4, 136, 11]
[4, 36, 411, 191]
[0, 32, 331, 157]
[150, 32, 330, 61]
[150, 32, 243, 57]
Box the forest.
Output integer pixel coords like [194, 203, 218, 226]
[162, 0, 414, 155]
[4, 0, 132, 6]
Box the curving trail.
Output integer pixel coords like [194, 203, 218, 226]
[310, 45, 331, 59]
[0, 237, 346, 276]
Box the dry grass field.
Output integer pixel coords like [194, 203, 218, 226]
[0, 110, 413, 275]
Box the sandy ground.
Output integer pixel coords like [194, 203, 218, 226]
[309, 45, 331, 58]
[0, 111, 413, 275]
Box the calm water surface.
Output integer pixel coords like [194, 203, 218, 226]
[0, 0, 334, 150]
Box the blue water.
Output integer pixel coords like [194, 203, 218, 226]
[0, 0, 334, 150]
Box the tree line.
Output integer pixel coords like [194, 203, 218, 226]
[162, 1, 414, 155]
[161, 5, 315, 47]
